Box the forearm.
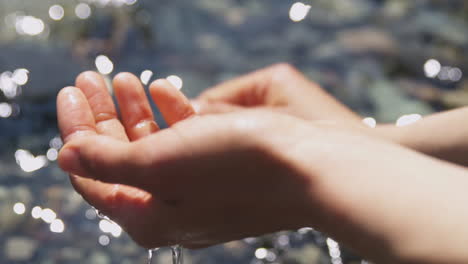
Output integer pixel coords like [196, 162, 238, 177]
[375, 107, 468, 166]
[315, 153, 468, 263]
[286, 131, 468, 264]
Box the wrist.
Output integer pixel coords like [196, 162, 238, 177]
[373, 124, 406, 145]
[305, 136, 468, 264]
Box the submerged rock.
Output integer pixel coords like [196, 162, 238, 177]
[5, 237, 38, 261]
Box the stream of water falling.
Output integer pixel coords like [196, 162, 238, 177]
[147, 246, 183, 264]
[147, 248, 158, 264]
[94, 209, 184, 264]
[171, 245, 183, 264]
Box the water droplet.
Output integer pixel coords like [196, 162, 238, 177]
[94, 208, 107, 219]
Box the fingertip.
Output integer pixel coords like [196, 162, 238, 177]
[150, 78, 171, 87]
[149, 78, 179, 97]
[112, 72, 157, 140]
[76, 71, 101, 86]
[149, 79, 195, 126]
[57, 85, 97, 144]
[113, 72, 139, 87]
[58, 85, 76, 96]
[57, 86, 84, 106]
[113, 72, 143, 95]
[57, 86, 73, 110]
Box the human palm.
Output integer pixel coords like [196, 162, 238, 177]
[57, 72, 315, 249]
[57, 70, 468, 264]
[57, 72, 196, 247]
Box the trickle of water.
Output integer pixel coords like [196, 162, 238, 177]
[94, 208, 108, 220]
[147, 248, 159, 264]
[171, 245, 183, 264]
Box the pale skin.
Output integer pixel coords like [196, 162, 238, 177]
[58, 64, 468, 264]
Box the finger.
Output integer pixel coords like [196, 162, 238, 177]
[197, 63, 318, 106]
[196, 63, 307, 106]
[57, 86, 148, 220]
[57, 87, 123, 214]
[197, 66, 272, 106]
[58, 135, 150, 190]
[75, 71, 128, 141]
[58, 127, 190, 193]
[149, 79, 196, 126]
[57, 87, 97, 143]
[69, 175, 153, 220]
[113, 72, 159, 140]
[199, 63, 360, 121]
[190, 100, 244, 115]
[58, 134, 153, 215]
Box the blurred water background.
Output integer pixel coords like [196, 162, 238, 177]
[0, 0, 467, 263]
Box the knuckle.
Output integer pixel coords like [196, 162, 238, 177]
[81, 142, 117, 181]
[94, 112, 117, 123]
[81, 147, 101, 176]
[179, 105, 197, 121]
[104, 184, 128, 210]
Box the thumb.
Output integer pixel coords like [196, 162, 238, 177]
[58, 135, 149, 189]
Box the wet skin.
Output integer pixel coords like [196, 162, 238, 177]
[58, 65, 468, 264]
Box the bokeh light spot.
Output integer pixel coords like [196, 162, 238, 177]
[99, 219, 123, 238]
[289, 2, 311, 22]
[16, 16, 45, 36]
[362, 117, 377, 128]
[75, 3, 92, 20]
[0, 103, 13, 118]
[140, 70, 153, 85]
[46, 148, 58, 161]
[166, 75, 183, 90]
[50, 219, 65, 233]
[424, 59, 441, 78]
[95, 55, 114, 75]
[40, 208, 57, 224]
[99, 235, 110, 246]
[31, 206, 42, 219]
[12, 68, 29, 85]
[255, 248, 268, 259]
[49, 5, 65, 21]
[396, 114, 422, 127]
[13, 202, 26, 215]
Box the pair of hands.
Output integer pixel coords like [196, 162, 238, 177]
[58, 64, 364, 248]
[57, 63, 468, 263]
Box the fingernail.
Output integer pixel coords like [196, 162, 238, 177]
[58, 147, 82, 174]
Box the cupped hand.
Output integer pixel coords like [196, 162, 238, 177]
[194, 63, 360, 123]
[57, 71, 468, 264]
[57, 72, 315, 249]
